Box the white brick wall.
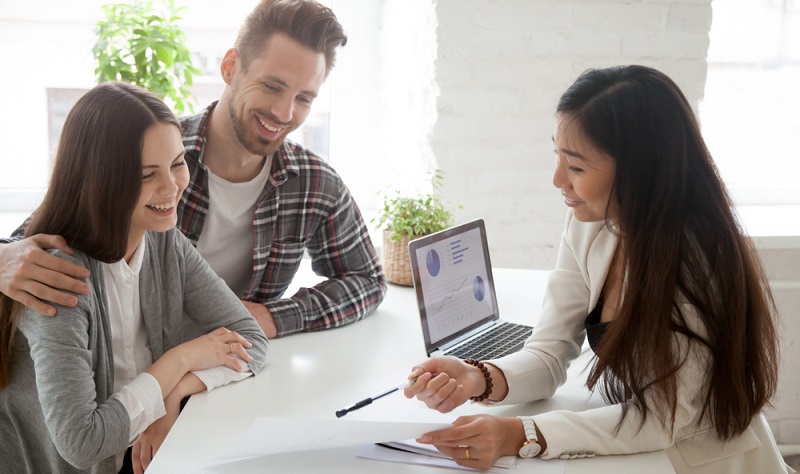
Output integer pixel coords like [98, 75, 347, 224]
[433, 0, 712, 269]
[754, 238, 800, 451]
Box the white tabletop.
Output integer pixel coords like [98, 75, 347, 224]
[147, 268, 674, 473]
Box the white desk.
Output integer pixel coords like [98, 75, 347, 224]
[147, 268, 674, 473]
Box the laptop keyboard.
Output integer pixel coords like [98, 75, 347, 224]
[445, 322, 533, 360]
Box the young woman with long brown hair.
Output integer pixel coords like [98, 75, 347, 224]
[403, 65, 788, 473]
[0, 82, 268, 473]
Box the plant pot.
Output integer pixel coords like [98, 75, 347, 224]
[382, 230, 417, 286]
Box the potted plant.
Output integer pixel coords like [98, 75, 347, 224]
[92, 0, 200, 114]
[373, 171, 460, 286]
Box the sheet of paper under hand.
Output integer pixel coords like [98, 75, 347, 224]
[355, 442, 568, 474]
[379, 439, 517, 468]
[209, 417, 450, 464]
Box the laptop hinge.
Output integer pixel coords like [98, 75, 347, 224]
[431, 321, 496, 356]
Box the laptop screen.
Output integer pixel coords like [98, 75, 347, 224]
[408, 219, 500, 354]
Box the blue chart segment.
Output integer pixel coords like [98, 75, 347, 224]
[473, 276, 485, 301]
[426, 249, 441, 277]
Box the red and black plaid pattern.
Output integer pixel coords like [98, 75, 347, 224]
[177, 103, 386, 336]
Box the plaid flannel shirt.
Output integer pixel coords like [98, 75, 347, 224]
[178, 102, 386, 336]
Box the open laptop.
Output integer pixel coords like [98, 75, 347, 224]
[408, 219, 533, 360]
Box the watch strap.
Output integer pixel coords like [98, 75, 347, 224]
[517, 416, 542, 458]
[519, 416, 538, 443]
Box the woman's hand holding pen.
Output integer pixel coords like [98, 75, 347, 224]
[405, 359, 525, 469]
[404, 356, 486, 413]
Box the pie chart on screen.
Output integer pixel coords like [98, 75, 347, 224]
[426, 249, 441, 277]
[473, 275, 485, 301]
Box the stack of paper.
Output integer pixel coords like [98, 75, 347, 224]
[378, 439, 517, 469]
[357, 438, 568, 474]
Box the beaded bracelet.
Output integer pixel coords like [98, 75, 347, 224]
[464, 358, 493, 402]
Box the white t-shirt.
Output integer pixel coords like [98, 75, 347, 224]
[196, 157, 271, 297]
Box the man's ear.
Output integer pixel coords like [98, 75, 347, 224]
[220, 48, 239, 85]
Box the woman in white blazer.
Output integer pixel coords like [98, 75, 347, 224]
[404, 65, 790, 473]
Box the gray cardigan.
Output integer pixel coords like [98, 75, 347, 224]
[0, 228, 269, 473]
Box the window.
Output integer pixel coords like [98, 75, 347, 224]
[700, 0, 800, 205]
[0, 0, 437, 239]
[0, 0, 336, 235]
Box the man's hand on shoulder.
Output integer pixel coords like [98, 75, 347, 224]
[241, 300, 277, 338]
[0, 234, 90, 316]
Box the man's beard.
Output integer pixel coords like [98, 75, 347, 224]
[228, 100, 290, 157]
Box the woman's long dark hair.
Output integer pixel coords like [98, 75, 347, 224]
[559, 65, 778, 440]
[0, 82, 179, 388]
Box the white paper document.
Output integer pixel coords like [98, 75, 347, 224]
[381, 439, 517, 468]
[355, 442, 568, 474]
[210, 417, 450, 464]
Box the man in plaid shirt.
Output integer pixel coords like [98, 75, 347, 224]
[0, 0, 386, 338]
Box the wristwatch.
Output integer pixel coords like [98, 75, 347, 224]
[517, 416, 542, 458]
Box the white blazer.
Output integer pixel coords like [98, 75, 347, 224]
[488, 212, 791, 473]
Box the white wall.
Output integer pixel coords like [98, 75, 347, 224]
[754, 235, 800, 452]
[433, 0, 712, 270]
[0, 2, 100, 191]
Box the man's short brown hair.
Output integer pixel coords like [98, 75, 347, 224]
[235, 0, 347, 76]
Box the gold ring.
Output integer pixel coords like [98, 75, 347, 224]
[465, 446, 470, 460]
[229, 342, 234, 353]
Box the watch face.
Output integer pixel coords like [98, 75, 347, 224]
[519, 442, 541, 459]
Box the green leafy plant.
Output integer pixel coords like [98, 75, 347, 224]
[92, 0, 200, 114]
[373, 171, 461, 241]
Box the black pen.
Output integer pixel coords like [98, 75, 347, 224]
[335, 378, 418, 418]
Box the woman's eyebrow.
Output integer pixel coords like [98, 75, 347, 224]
[142, 151, 185, 169]
[560, 148, 588, 161]
[552, 136, 588, 161]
